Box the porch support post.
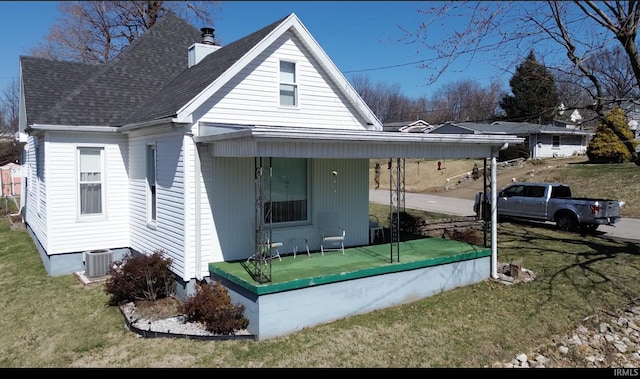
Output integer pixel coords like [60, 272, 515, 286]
[490, 154, 498, 280]
[195, 144, 202, 280]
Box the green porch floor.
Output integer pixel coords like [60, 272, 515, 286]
[209, 237, 490, 295]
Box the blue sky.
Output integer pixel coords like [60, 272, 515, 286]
[0, 1, 506, 99]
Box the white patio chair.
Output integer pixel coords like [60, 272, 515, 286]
[247, 238, 282, 262]
[369, 214, 384, 244]
[318, 212, 345, 255]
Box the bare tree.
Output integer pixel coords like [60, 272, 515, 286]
[0, 78, 22, 163]
[1, 78, 19, 136]
[429, 79, 503, 123]
[351, 73, 502, 124]
[30, 1, 220, 64]
[587, 46, 639, 101]
[351, 73, 422, 123]
[403, 1, 640, 164]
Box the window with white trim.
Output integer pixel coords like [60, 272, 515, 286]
[78, 147, 104, 215]
[35, 138, 42, 216]
[279, 61, 297, 106]
[552, 135, 560, 148]
[146, 144, 157, 224]
[265, 158, 308, 223]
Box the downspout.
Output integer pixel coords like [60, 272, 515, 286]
[194, 143, 202, 280]
[490, 144, 505, 280]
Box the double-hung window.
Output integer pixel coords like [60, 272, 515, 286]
[552, 135, 560, 148]
[146, 144, 157, 225]
[265, 158, 308, 224]
[279, 61, 297, 107]
[35, 138, 43, 216]
[78, 147, 104, 216]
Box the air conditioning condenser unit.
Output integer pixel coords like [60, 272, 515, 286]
[85, 249, 113, 278]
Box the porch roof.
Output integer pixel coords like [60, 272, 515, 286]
[194, 124, 523, 159]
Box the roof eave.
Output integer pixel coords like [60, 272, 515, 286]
[25, 124, 120, 133]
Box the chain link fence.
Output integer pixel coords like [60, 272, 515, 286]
[1, 196, 20, 216]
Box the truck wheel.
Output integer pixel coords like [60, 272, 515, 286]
[556, 213, 578, 232]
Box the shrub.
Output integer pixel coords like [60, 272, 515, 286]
[389, 211, 425, 233]
[104, 250, 175, 305]
[587, 107, 639, 163]
[181, 281, 249, 335]
[443, 227, 483, 246]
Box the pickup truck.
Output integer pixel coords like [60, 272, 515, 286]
[474, 182, 622, 232]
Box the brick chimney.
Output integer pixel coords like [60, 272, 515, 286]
[188, 27, 221, 67]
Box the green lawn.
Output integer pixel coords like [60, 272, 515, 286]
[2, 162, 640, 367]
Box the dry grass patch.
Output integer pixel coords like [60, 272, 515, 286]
[370, 158, 486, 192]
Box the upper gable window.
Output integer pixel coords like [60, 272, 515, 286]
[279, 61, 297, 107]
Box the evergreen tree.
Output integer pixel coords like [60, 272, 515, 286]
[499, 50, 559, 123]
[587, 107, 639, 163]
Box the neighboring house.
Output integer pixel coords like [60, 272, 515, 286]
[18, 12, 520, 302]
[553, 103, 583, 130]
[427, 121, 592, 158]
[0, 162, 21, 197]
[383, 119, 434, 133]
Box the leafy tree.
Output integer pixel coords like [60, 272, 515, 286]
[499, 50, 559, 123]
[587, 107, 639, 163]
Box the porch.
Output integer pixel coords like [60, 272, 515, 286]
[209, 236, 490, 340]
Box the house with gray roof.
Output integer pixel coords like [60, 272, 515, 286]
[18, 12, 521, 340]
[428, 121, 592, 158]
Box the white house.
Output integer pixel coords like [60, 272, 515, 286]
[18, 12, 520, 304]
[428, 121, 592, 158]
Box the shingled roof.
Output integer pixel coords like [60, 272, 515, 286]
[21, 12, 203, 127]
[20, 57, 100, 125]
[126, 15, 288, 124]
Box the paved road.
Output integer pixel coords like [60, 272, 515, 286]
[369, 189, 640, 243]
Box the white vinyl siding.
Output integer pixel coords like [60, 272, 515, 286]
[534, 134, 586, 158]
[23, 134, 48, 252]
[200, 156, 255, 263]
[39, 132, 129, 255]
[78, 147, 104, 216]
[129, 128, 187, 278]
[196, 31, 370, 129]
[200, 157, 370, 263]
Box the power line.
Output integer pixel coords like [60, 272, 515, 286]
[343, 59, 428, 74]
